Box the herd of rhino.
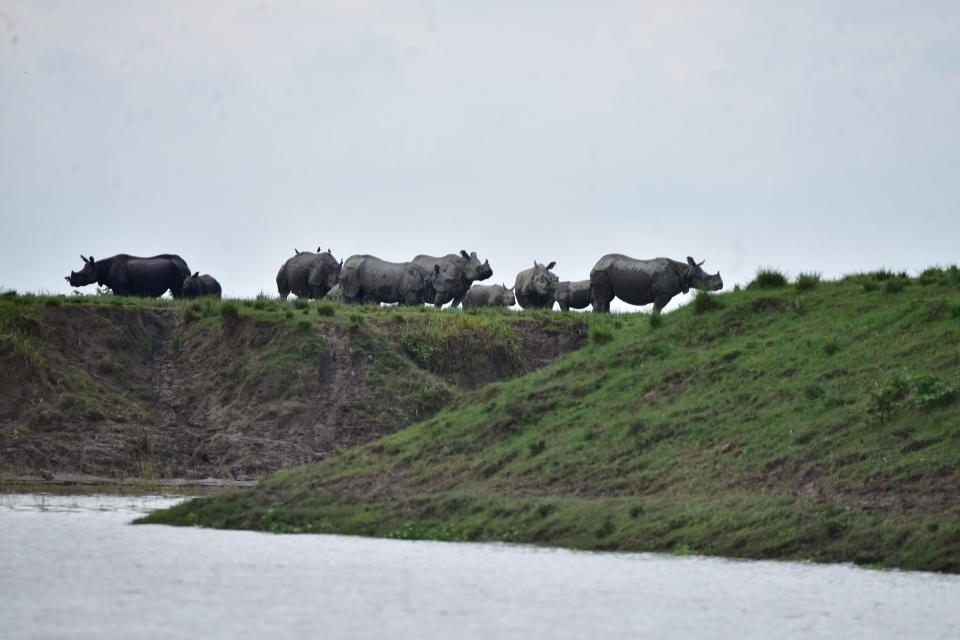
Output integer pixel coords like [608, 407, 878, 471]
[66, 249, 722, 313]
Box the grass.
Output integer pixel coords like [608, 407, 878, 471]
[6, 277, 960, 571]
[136, 267, 960, 573]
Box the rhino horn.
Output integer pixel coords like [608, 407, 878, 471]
[193, 271, 199, 277]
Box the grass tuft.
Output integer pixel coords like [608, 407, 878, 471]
[749, 269, 788, 289]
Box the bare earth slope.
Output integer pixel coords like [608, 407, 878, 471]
[0, 298, 586, 481]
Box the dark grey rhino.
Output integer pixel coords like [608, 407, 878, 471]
[554, 280, 592, 311]
[182, 272, 222, 299]
[462, 283, 515, 309]
[411, 250, 493, 307]
[66, 254, 190, 298]
[338, 255, 453, 305]
[276, 248, 341, 299]
[590, 254, 722, 313]
[514, 261, 559, 309]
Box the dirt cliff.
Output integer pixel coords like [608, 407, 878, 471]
[0, 298, 586, 482]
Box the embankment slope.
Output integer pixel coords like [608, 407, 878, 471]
[144, 269, 960, 572]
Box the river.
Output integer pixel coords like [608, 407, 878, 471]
[1, 493, 958, 639]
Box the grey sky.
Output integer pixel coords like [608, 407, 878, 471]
[2, 1, 958, 310]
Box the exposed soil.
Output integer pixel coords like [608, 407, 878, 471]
[0, 306, 586, 482]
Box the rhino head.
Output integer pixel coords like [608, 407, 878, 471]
[460, 250, 493, 281]
[66, 255, 98, 287]
[428, 262, 462, 301]
[685, 257, 723, 293]
[498, 283, 516, 306]
[530, 261, 559, 297]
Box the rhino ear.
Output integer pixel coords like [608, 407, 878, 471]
[193, 271, 199, 277]
[471, 251, 478, 259]
[295, 248, 299, 255]
[546, 261, 556, 270]
[461, 250, 469, 259]
[89, 256, 94, 263]
[687, 256, 696, 266]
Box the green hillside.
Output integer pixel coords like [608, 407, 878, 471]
[142, 267, 959, 571]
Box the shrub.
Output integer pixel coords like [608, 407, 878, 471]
[348, 313, 364, 333]
[884, 278, 908, 294]
[748, 269, 788, 289]
[182, 305, 201, 323]
[316, 303, 336, 317]
[296, 319, 312, 333]
[946, 265, 960, 286]
[292, 298, 309, 310]
[528, 439, 546, 457]
[795, 272, 820, 291]
[873, 370, 910, 421]
[590, 324, 613, 345]
[913, 375, 956, 410]
[595, 517, 615, 539]
[823, 339, 840, 356]
[692, 291, 723, 314]
[219, 301, 239, 319]
[918, 267, 945, 286]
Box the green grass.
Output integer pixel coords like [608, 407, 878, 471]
[137, 268, 960, 572]
[8, 279, 960, 571]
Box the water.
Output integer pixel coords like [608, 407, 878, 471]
[1, 494, 958, 640]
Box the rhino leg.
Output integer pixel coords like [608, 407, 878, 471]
[652, 293, 674, 314]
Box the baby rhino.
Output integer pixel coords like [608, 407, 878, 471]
[462, 283, 515, 309]
[182, 272, 222, 299]
[554, 280, 592, 311]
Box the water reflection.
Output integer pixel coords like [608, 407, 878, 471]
[1, 494, 958, 640]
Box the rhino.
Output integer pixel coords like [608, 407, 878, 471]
[66, 254, 191, 298]
[338, 255, 454, 305]
[411, 250, 493, 307]
[590, 255, 723, 313]
[182, 272, 222, 299]
[462, 283, 516, 309]
[276, 248, 341, 299]
[514, 261, 559, 309]
[554, 280, 592, 311]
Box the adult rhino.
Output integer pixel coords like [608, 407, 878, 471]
[554, 280, 592, 311]
[338, 255, 454, 306]
[411, 250, 493, 307]
[514, 261, 559, 309]
[182, 272, 222, 299]
[590, 255, 723, 313]
[66, 254, 191, 298]
[462, 283, 515, 309]
[276, 248, 341, 299]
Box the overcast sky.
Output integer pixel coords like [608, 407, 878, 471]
[1, 1, 958, 310]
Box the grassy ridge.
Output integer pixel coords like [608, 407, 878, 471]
[140, 268, 960, 571]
